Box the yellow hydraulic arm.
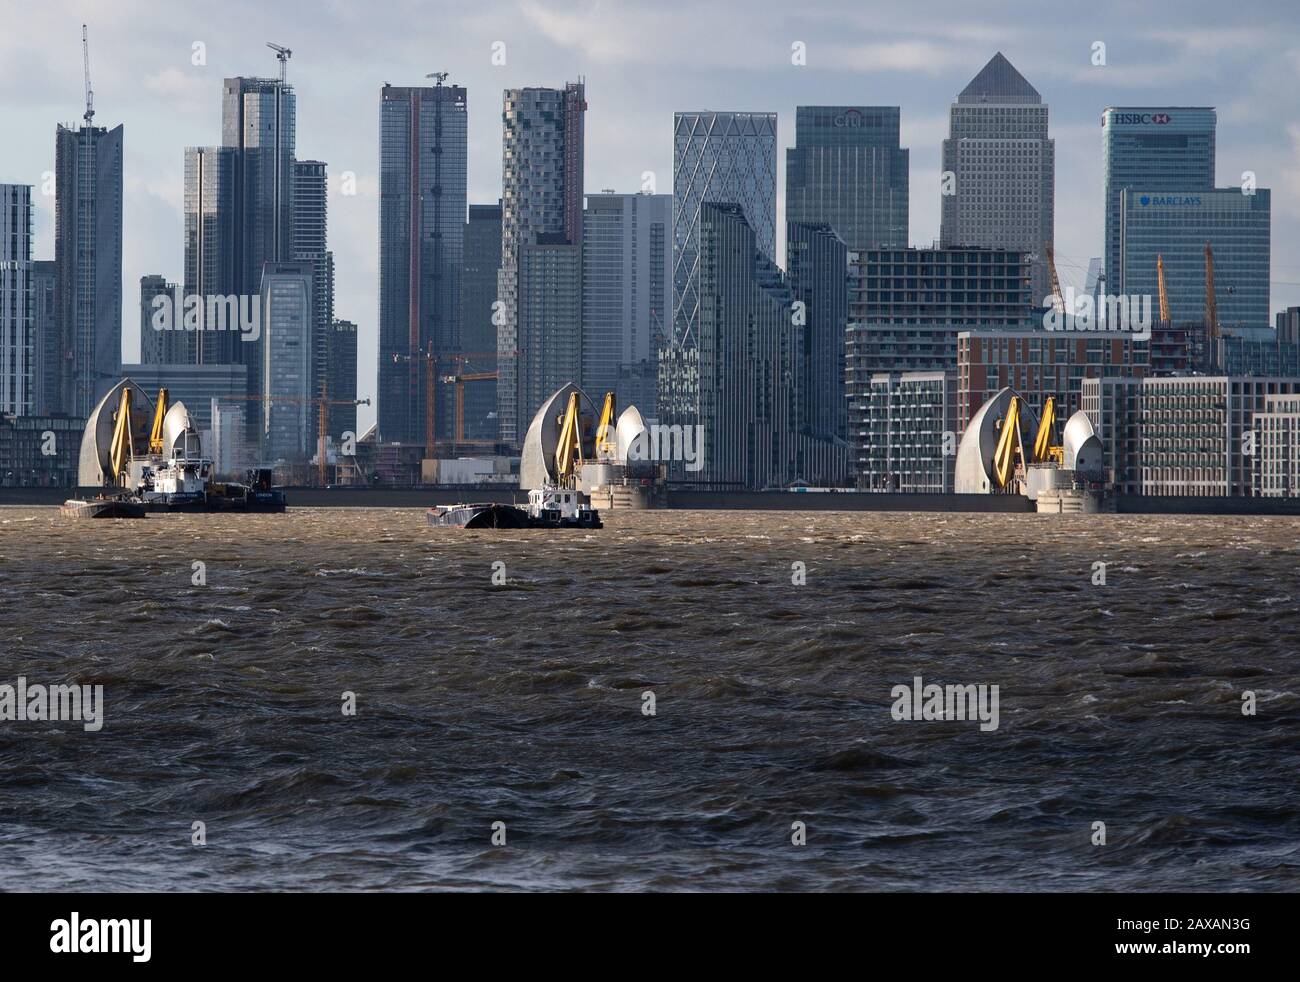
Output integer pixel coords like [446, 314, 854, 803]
[553, 391, 583, 485]
[108, 388, 136, 485]
[992, 396, 1025, 490]
[1032, 395, 1063, 464]
[594, 391, 616, 457]
[148, 387, 169, 455]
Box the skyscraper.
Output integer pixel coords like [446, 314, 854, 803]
[785, 106, 909, 250]
[659, 202, 847, 489]
[222, 75, 296, 438]
[939, 53, 1054, 305]
[138, 274, 190, 365]
[517, 234, 582, 426]
[293, 159, 335, 438]
[672, 111, 777, 348]
[260, 261, 312, 462]
[326, 318, 358, 442]
[31, 260, 57, 415]
[377, 81, 468, 447]
[0, 185, 34, 416]
[459, 202, 502, 440]
[183, 145, 237, 364]
[582, 191, 672, 417]
[1102, 107, 1217, 296]
[1119, 188, 1270, 329]
[497, 81, 586, 445]
[55, 118, 123, 417]
[786, 222, 849, 441]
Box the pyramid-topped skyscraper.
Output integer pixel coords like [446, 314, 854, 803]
[940, 53, 1054, 305]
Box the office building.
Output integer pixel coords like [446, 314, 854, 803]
[210, 398, 249, 478]
[0, 413, 83, 487]
[672, 111, 777, 348]
[659, 203, 848, 489]
[0, 185, 34, 416]
[1253, 393, 1300, 497]
[31, 260, 57, 415]
[498, 82, 585, 446]
[1119, 188, 1269, 329]
[786, 106, 908, 250]
[857, 372, 957, 492]
[517, 235, 583, 425]
[183, 144, 237, 364]
[582, 191, 672, 417]
[1082, 375, 1300, 496]
[939, 53, 1054, 304]
[1102, 107, 1216, 295]
[293, 160, 335, 438]
[378, 81, 468, 447]
[459, 202, 502, 440]
[786, 222, 848, 440]
[326, 318, 358, 441]
[957, 329, 1146, 434]
[260, 262, 313, 461]
[55, 118, 124, 417]
[138, 275, 191, 365]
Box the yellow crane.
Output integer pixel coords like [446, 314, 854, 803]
[593, 391, 616, 458]
[992, 396, 1026, 490]
[1044, 244, 1065, 315]
[1032, 395, 1064, 465]
[107, 388, 137, 486]
[553, 391, 583, 487]
[148, 387, 170, 455]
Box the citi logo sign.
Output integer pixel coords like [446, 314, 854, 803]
[834, 109, 862, 128]
[1113, 112, 1171, 125]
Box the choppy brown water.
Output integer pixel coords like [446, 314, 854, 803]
[1, 506, 1298, 891]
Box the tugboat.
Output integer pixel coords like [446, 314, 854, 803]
[524, 486, 602, 528]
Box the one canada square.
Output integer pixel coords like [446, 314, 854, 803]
[940, 53, 1054, 305]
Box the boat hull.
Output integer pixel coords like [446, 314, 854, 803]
[60, 498, 147, 520]
[427, 503, 531, 529]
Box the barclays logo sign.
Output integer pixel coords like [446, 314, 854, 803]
[1139, 194, 1202, 206]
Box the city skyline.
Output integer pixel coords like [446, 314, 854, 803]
[4, 1, 1300, 431]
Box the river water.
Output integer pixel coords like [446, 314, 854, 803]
[1, 506, 1297, 891]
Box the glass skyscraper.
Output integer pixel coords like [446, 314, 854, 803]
[672, 111, 777, 348]
[0, 184, 34, 416]
[785, 106, 908, 250]
[459, 202, 503, 441]
[377, 81, 468, 447]
[55, 120, 124, 418]
[1119, 188, 1270, 329]
[1102, 107, 1216, 296]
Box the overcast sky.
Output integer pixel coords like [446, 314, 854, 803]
[4, 0, 1299, 430]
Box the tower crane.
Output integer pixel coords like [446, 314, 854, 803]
[81, 25, 94, 126]
[267, 42, 292, 83]
[1156, 254, 1172, 325]
[1044, 244, 1065, 316]
[1205, 241, 1220, 371]
[224, 388, 370, 486]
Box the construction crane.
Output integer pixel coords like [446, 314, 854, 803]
[267, 42, 292, 83]
[1044, 244, 1065, 316]
[224, 389, 370, 487]
[1156, 254, 1172, 324]
[440, 370, 499, 445]
[393, 349, 508, 456]
[81, 25, 94, 126]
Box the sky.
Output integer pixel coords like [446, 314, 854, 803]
[3, 0, 1300, 431]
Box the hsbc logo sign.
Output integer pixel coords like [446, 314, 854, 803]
[1112, 112, 1172, 125]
